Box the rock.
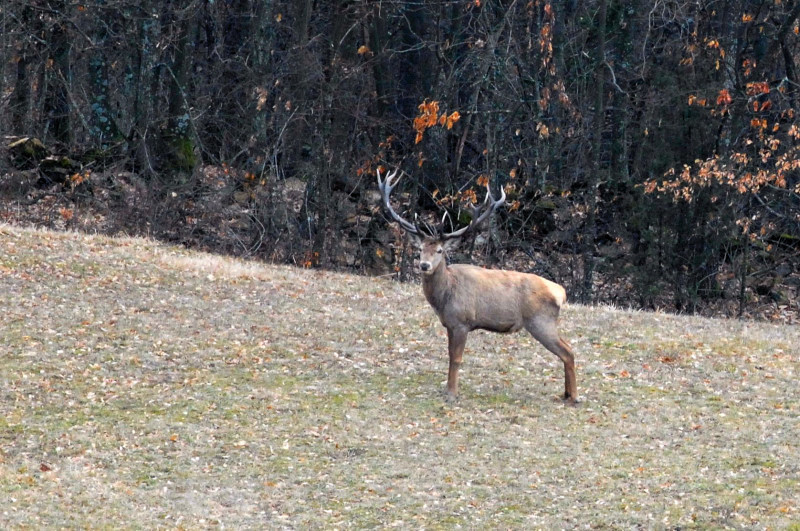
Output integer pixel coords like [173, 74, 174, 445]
[769, 289, 790, 304]
[8, 137, 48, 169]
[39, 155, 80, 185]
[233, 190, 250, 204]
[364, 189, 382, 206]
[775, 262, 793, 277]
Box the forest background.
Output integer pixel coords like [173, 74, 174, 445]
[1, 0, 798, 321]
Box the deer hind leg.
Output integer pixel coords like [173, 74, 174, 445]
[524, 317, 578, 403]
[446, 327, 468, 399]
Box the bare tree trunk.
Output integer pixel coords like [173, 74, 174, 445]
[89, 0, 121, 145]
[312, 0, 359, 267]
[10, 5, 35, 135]
[582, 0, 607, 302]
[368, 2, 392, 120]
[131, 2, 158, 174]
[282, 0, 314, 177]
[43, 10, 72, 146]
[158, 1, 197, 177]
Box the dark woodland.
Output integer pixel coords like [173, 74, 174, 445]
[1, 0, 798, 320]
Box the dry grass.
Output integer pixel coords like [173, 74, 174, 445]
[1, 223, 798, 529]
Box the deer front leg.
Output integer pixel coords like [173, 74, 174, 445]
[446, 327, 468, 399]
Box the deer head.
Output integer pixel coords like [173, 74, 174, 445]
[376, 168, 506, 275]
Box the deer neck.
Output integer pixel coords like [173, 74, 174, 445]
[421, 259, 453, 315]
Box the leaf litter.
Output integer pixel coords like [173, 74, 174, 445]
[1, 223, 798, 528]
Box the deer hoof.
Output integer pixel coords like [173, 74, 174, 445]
[563, 394, 581, 406]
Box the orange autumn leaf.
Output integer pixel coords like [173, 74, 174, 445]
[716, 89, 732, 106]
[413, 99, 441, 143]
[412, 101, 461, 142]
[746, 81, 770, 96]
[536, 122, 550, 138]
[461, 189, 478, 204]
[445, 111, 460, 129]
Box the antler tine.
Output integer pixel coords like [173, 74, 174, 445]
[377, 168, 420, 235]
[419, 218, 438, 237]
[442, 181, 506, 240]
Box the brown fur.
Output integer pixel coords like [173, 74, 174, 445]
[412, 236, 577, 403]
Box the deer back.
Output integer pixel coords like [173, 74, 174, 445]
[423, 264, 564, 333]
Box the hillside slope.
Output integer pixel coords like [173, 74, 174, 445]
[1, 224, 798, 528]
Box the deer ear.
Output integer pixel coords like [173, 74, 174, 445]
[442, 238, 461, 253]
[408, 233, 424, 249]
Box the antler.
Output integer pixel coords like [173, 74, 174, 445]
[377, 168, 421, 235]
[441, 180, 506, 240]
[377, 167, 506, 239]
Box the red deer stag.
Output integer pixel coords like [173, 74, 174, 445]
[377, 168, 577, 403]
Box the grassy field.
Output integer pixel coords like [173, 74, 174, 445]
[1, 223, 798, 529]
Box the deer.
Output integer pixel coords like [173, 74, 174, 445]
[377, 168, 578, 404]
